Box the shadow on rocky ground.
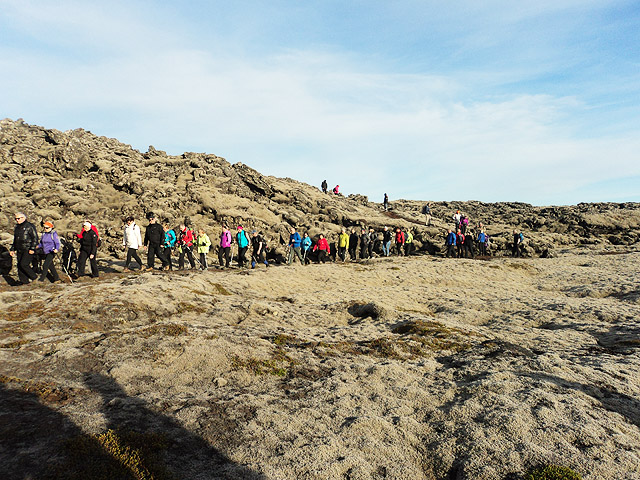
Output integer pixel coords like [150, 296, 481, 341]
[0, 374, 265, 480]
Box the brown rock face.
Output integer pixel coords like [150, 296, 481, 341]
[1, 118, 639, 259]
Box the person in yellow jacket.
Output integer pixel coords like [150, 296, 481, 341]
[196, 229, 211, 270]
[405, 229, 414, 256]
[338, 228, 349, 262]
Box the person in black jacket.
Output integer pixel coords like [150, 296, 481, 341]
[10, 212, 39, 285]
[77, 221, 99, 278]
[348, 228, 359, 261]
[144, 214, 165, 270]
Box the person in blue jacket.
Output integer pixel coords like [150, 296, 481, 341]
[477, 230, 487, 256]
[236, 226, 250, 267]
[301, 232, 313, 264]
[445, 229, 457, 258]
[288, 227, 304, 265]
[161, 223, 177, 270]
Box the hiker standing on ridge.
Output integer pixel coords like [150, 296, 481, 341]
[321, 180, 328, 194]
[423, 203, 431, 226]
[122, 216, 144, 272]
[10, 212, 39, 285]
[383, 193, 389, 211]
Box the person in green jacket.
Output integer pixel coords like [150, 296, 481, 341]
[196, 228, 211, 270]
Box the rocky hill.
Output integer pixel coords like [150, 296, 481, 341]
[1, 119, 639, 480]
[1, 118, 639, 261]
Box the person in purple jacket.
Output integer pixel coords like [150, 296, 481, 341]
[218, 225, 233, 268]
[37, 221, 61, 282]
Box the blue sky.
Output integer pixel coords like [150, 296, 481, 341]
[1, 0, 639, 205]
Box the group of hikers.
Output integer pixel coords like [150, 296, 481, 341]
[6, 203, 526, 285]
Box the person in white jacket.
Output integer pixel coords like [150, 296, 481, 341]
[122, 216, 144, 271]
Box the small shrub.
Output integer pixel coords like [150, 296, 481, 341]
[524, 464, 582, 480]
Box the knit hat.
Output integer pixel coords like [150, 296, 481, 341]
[237, 226, 243, 230]
[83, 221, 92, 228]
[43, 221, 54, 228]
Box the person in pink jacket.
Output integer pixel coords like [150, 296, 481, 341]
[218, 225, 233, 268]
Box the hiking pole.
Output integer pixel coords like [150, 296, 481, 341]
[56, 254, 73, 284]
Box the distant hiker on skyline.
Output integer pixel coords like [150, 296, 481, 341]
[333, 185, 340, 195]
[123, 216, 143, 272]
[383, 193, 389, 211]
[423, 203, 431, 226]
[321, 179, 328, 194]
[10, 212, 39, 285]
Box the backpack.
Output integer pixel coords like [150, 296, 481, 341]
[519, 233, 524, 243]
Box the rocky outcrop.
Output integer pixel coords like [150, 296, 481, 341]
[1, 118, 639, 260]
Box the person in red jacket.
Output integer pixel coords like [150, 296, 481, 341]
[313, 234, 330, 263]
[394, 227, 405, 256]
[177, 224, 196, 269]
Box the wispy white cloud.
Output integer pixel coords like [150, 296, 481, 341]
[1, 0, 638, 205]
